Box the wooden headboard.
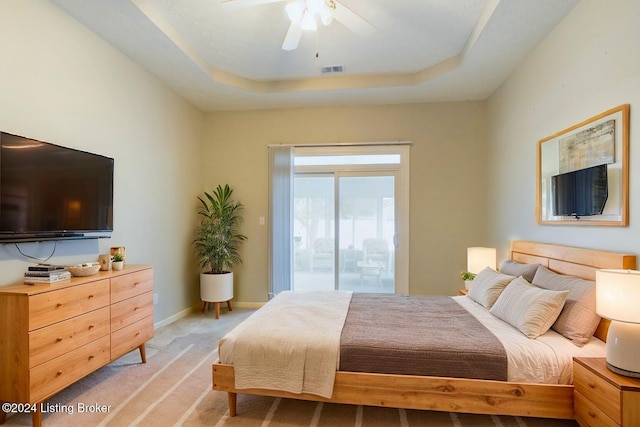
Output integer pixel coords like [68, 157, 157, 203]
[510, 241, 636, 341]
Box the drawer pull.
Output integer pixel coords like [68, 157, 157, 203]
[587, 411, 596, 419]
[134, 282, 140, 286]
[88, 324, 95, 330]
[56, 337, 63, 342]
[56, 303, 63, 308]
[88, 295, 94, 299]
[134, 306, 139, 311]
[135, 332, 140, 337]
[56, 370, 63, 377]
[587, 382, 596, 389]
[88, 355, 95, 360]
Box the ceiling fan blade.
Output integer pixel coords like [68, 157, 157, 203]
[221, 0, 285, 10]
[333, 1, 375, 37]
[282, 22, 304, 50]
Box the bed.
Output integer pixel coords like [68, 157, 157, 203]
[212, 241, 636, 419]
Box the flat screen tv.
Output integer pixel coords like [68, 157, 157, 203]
[552, 163, 608, 219]
[0, 132, 114, 243]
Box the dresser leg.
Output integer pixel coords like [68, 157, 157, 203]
[139, 343, 147, 363]
[226, 300, 233, 312]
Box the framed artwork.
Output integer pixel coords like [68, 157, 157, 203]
[536, 104, 629, 226]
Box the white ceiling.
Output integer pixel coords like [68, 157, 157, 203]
[50, 0, 578, 112]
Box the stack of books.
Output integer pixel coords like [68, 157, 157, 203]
[24, 265, 71, 284]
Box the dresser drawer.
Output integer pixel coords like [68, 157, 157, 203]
[111, 292, 153, 332]
[110, 269, 153, 303]
[575, 390, 619, 427]
[29, 307, 110, 368]
[28, 280, 110, 330]
[29, 335, 110, 403]
[574, 362, 621, 424]
[110, 315, 154, 360]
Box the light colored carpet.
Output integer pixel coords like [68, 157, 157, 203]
[3, 307, 579, 426]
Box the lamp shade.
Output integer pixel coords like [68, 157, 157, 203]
[596, 269, 640, 324]
[467, 247, 496, 274]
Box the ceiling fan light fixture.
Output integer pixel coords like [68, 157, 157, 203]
[285, 0, 305, 23]
[300, 10, 317, 30]
[286, 0, 334, 30]
[320, 5, 334, 25]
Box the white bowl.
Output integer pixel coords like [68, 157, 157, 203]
[67, 263, 101, 277]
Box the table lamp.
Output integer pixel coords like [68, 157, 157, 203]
[595, 269, 640, 378]
[467, 247, 497, 274]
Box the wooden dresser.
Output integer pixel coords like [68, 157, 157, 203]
[0, 265, 153, 427]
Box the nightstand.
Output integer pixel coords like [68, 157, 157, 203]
[573, 357, 640, 426]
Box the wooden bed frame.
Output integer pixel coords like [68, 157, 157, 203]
[212, 241, 636, 419]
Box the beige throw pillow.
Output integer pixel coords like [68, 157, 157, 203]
[490, 277, 569, 339]
[532, 266, 600, 346]
[467, 267, 513, 309]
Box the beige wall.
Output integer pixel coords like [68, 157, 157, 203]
[0, 0, 204, 322]
[204, 102, 488, 302]
[486, 0, 640, 260]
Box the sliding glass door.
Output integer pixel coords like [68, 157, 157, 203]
[293, 171, 397, 293]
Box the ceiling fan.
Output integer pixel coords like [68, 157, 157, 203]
[221, 0, 376, 51]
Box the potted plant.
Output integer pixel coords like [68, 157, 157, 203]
[112, 253, 124, 271]
[193, 184, 247, 317]
[460, 271, 476, 291]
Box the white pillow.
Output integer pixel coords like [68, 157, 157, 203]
[467, 267, 513, 309]
[490, 277, 569, 339]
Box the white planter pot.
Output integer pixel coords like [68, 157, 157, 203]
[112, 261, 124, 271]
[464, 280, 473, 291]
[200, 271, 234, 303]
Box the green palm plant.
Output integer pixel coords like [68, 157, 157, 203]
[193, 184, 247, 274]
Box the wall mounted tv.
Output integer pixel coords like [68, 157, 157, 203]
[552, 163, 608, 219]
[0, 132, 114, 243]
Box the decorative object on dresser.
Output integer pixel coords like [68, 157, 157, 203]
[98, 254, 112, 271]
[573, 357, 640, 427]
[111, 252, 125, 271]
[461, 246, 496, 290]
[23, 267, 72, 284]
[595, 269, 640, 378]
[110, 247, 126, 265]
[0, 265, 153, 427]
[66, 263, 101, 277]
[194, 184, 246, 319]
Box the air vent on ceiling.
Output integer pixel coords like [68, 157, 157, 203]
[321, 65, 345, 74]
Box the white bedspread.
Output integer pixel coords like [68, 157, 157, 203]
[453, 296, 605, 384]
[229, 290, 352, 398]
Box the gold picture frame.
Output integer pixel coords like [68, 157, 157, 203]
[536, 104, 629, 226]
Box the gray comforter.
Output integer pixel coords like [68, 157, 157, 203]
[339, 294, 508, 381]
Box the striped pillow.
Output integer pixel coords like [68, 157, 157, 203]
[467, 267, 513, 309]
[490, 277, 569, 339]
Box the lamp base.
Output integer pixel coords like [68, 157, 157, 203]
[606, 361, 640, 378]
[605, 320, 640, 378]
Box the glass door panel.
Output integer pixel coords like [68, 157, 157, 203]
[338, 175, 395, 292]
[292, 175, 335, 291]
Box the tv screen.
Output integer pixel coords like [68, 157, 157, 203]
[552, 164, 608, 218]
[0, 132, 114, 242]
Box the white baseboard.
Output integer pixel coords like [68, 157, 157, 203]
[154, 300, 265, 329]
[154, 303, 201, 329]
